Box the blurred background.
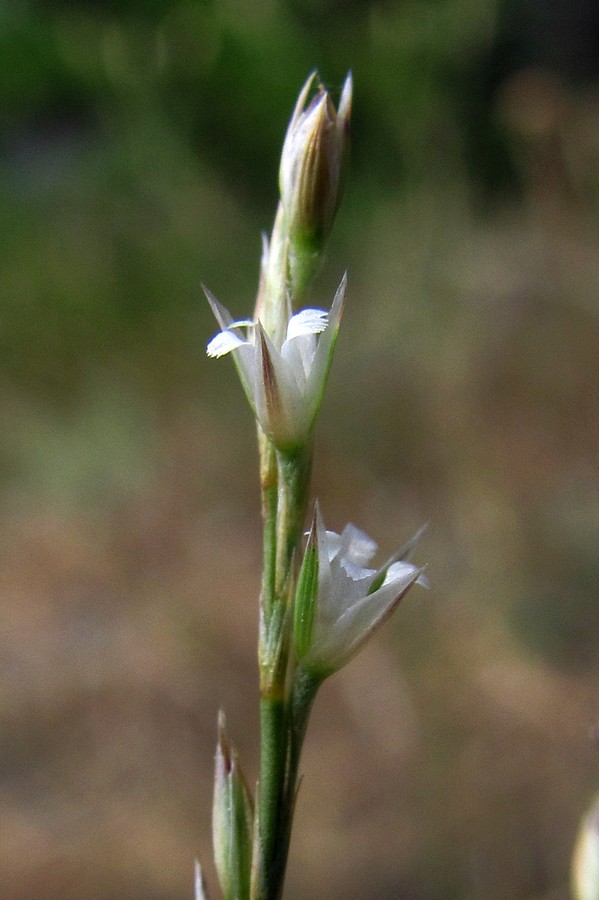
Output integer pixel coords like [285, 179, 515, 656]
[2, 0, 599, 897]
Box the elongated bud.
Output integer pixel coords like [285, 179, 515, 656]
[279, 71, 352, 299]
[573, 793, 599, 900]
[212, 711, 254, 900]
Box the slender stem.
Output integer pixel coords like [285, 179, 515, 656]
[254, 695, 287, 900]
[254, 430, 283, 900]
[254, 671, 319, 900]
[288, 669, 320, 786]
[253, 448, 312, 900]
[278, 669, 320, 864]
[252, 193, 315, 899]
[275, 448, 312, 599]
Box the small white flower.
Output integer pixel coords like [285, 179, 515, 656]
[205, 276, 346, 451]
[295, 504, 426, 678]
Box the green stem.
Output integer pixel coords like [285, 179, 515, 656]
[254, 672, 320, 900]
[274, 448, 312, 598]
[263, 669, 320, 900]
[254, 695, 287, 900]
[253, 449, 312, 900]
[283, 668, 320, 831]
[253, 198, 315, 898]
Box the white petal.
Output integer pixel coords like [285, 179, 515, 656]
[260, 325, 314, 445]
[339, 558, 376, 582]
[385, 560, 415, 581]
[338, 522, 378, 566]
[279, 334, 310, 389]
[325, 555, 370, 619]
[281, 330, 321, 392]
[330, 565, 421, 664]
[314, 503, 333, 614]
[385, 560, 428, 588]
[324, 529, 342, 561]
[286, 308, 328, 341]
[206, 329, 248, 358]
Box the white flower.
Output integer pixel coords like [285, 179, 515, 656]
[295, 504, 426, 678]
[205, 276, 346, 451]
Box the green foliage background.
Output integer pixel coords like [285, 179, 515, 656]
[2, 2, 599, 899]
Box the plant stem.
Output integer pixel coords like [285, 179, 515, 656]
[253, 448, 312, 900]
[253, 186, 316, 900]
[275, 668, 320, 882]
[254, 669, 319, 900]
[254, 694, 287, 900]
[274, 448, 311, 599]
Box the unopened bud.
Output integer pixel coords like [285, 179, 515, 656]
[212, 711, 253, 900]
[279, 72, 352, 298]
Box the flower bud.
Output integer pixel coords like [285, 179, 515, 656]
[279, 72, 352, 298]
[212, 711, 254, 900]
[572, 793, 599, 900]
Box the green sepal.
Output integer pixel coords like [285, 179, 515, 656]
[293, 512, 319, 661]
